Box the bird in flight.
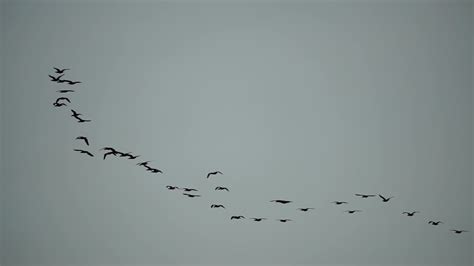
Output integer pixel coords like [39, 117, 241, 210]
[215, 186, 229, 192]
[451, 229, 469, 234]
[251, 218, 267, 222]
[76, 136, 89, 146]
[136, 161, 151, 167]
[166, 186, 180, 190]
[355, 194, 376, 198]
[207, 171, 223, 178]
[277, 219, 292, 223]
[53, 102, 67, 107]
[298, 208, 314, 212]
[332, 201, 348, 205]
[345, 210, 362, 214]
[231, 216, 245, 220]
[103, 150, 120, 160]
[271, 200, 292, 204]
[183, 193, 201, 198]
[71, 109, 81, 118]
[49, 74, 64, 82]
[54, 67, 69, 74]
[101, 147, 118, 153]
[145, 166, 163, 174]
[211, 204, 225, 209]
[181, 188, 198, 192]
[55, 97, 71, 104]
[428, 221, 443, 226]
[57, 89, 75, 93]
[65, 80, 82, 85]
[76, 117, 91, 123]
[73, 149, 94, 157]
[378, 194, 393, 202]
[402, 211, 419, 217]
[119, 152, 139, 160]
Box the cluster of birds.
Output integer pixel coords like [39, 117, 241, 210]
[50, 67, 469, 233]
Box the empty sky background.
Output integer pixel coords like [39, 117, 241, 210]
[1, 1, 472, 265]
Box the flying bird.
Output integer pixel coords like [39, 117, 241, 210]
[345, 210, 362, 214]
[211, 204, 225, 209]
[428, 221, 443, 226]
[230, 216, 245, 220]
[137, 161, 151, 166]
[251, 218, 267, 221]
[76, 117, 91, 123]
[103, 151, 120, 160]
[145, 166, 163, 174]
[53, 102, 67, 107]
[402, 211, 419, 217]
[71, 109, 82, 118]
[101, 147, 118, 153]
[65, 80, 82, 85]
[298, 208, 314, 212]
[355, 194, 376, 198]
[166, 186, 180, 190]
[332, 201, 348, 205]
[207, 171, 223, 178]
[183, 193, 201, 198]
[378, 194, 393, 202]
[76, 136, 89, 146]
[451, 230, 469, 234]
[73, 149, 94, 157]
[277, 219, 292, 223]
[57, 89, 75, 93]
[119, 152, 139, 159]
[55, 97, 71, 104]
[215, 186, 229, 191]
[181, 188, 198, 192]
[270, 200, 292, 204]
[49, 74, 64, 82]
[53, 67, 69, 74]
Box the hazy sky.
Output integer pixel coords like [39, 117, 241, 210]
[1, 1, 472, 265]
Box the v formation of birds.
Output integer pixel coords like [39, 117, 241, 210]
[50, 67, 469, 233]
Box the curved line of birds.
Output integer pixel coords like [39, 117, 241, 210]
[49, 67, 469, 233]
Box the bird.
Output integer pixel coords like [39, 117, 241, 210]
[71, 109, 82, 118]
[251, 218, 267, 221]
[451, 229, 469, 234]
[65, 80, 81, 85]
[355, 194, 376, 198]
[378, 194, 393, 202]
[230, 216, 245, 220]
[119, 152, 139, 159]
[428, 221, 443, 226]
[298, 208, 314, 212]
[73, 149, 94, 157]
[103, 151, 120, 160]
[270, 200, 292, 204]
[76, 117, 91, 123]
[402, 211, 419, 217]
[345, 210, 362, 214]
[127, 155, 140, 159]
[101, 147, 118, 153]
[277, 219, 292, 223]
[207, 171, 223, 178]
[53, 67, 69, 74]
[55, 97, 71, 104]
[181, 188, 198, 192]
[49, 74, 64, 82]
[145, 167, 163, 174]
[53, 102, 67, 107]
[76, 136, 89, 146]
[215, 186, 229, 191]
[57, 89, 75, 93]
[211, 204, 225, 209]
[136, 161, 151, 167]
[332, 201, 348, 205]
[166, 186, 180, 190]
[183, 193, 200, 198]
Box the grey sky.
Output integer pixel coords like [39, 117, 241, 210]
[1, 1, 472, 265]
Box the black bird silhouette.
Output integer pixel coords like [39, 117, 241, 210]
[54, 67, 69, 74]
[76, 136, 89, 146]
[428, 221, 443, 226]
[73, 149, 94, 157]
[181, 188, 198, 192]
[345, 210, 362, 214]
[76, 117, 91, 123]
[332, 201, 348, 205]
[53, 102, 67, 107]
[145, 166, 163, 174]
[271, 200, 292, 204]
[402, 211, 419, 217]
[103, 151, 120, 160]
[71, 109, 81, 117]
[355, 194, 376, 198]
[298, 208, 314, 212]
[49, 74, 64, 82]
[119, 152, 139, 160]
[57, 89, 75, 93]
[183, 193, 201, 198]
[136, 161, 151, 167]
[101, 147, 118, 153]
[251, 218, 267, 221]
[55, 97, 71, 104]
[207, 171, 223, 178]
[378, 194, 393, 202]
[166, 186, 180, 190]
[215, 186, 229, 191]
[65, 80, 82, 85]
[231, 216, 245, 220]
[277, 219, 292, 223]
[451, 229, 469, 234]
[211, 204, 225, 209]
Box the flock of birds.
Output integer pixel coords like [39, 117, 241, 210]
[49, 67, 469, 234]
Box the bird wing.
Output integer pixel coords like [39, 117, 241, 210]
[379, 195, 387, 200]
[86, 151, 94, 157]
[207, 173, 211, 178]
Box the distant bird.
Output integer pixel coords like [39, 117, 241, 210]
[71, 109, 82, 118]
[55, 97, 71, 104]
[57, 89, 74, 93]
[145, 166, 163, 174]
[230, 216, 245, 220]
[101, 147, 118, 153]
[451, 230, 469, 234]
[181, 188, 198, 192]
[215, 186, 229, 191]
[66, 80, 81, 85]
[166, 186, 179, 190]
[332, 201, 348, 205]
[345, 210, 362, 214]
[402, 211, 419, 217]
[73, 149, 94, 157]
[207, 171, 223, 178]
[211, 204, 225, 209]
[76, 117, 91, 123]
[127, 155, 140, 159]
[428, 221, 443, 226]
[49, 74, 64, 82]
[378, 194, 393, 202]
[251, 218, 267, 221]
[76, 136, 89, 146]
[119, 152, 139, 160]
[271, 200, 292, 204]
[137, 161, 151, 167]
[53, 67, 69, 74]
[183, 193, 200, 198]
[298, 208, 314, 212]
[355, 194, 376, 198]
[53, 102, 67, 107]
[277, 219, 292, 223]
[103, 151, 120, 160]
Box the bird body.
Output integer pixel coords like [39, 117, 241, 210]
[166, 186, 179, 190]
[55, 97, 71, 104]
[183, 193, 201, 198]
[298, 208, 314, 212]
[277, 219, 292, 222]
[251, 218, 267, 221]
[211, 204, 225, 209]
[103, 151, 120, 160]
[207, 171, 223, 178]
[355, 194, 376, 198]
[271, 200, 292, 204]
[231, 216, 245, 220]
[54, 67, 69, 74]
[345, 210, 362, 214]
[74, 149, 94, 157]
[215, 186, 229, 191]
[428, 221, 443, 225]
[49, 74, 64, 82]
[379, 194, 393, 202]
[402, 211, 419, 217]
[451, 230, 468, 234]
[57, 90, 75, 93]
[332, 201, 348, 205]
[182, 188, 198, 192]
